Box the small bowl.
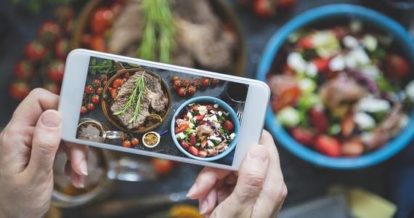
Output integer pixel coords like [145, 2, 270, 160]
[142, 131, 161, 148]
[257, 4, 414, 169]
[171, 96, 240, 161]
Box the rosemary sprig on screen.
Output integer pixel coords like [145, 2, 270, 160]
[113, 74, 147, 124]
[138, 0, 175, 63]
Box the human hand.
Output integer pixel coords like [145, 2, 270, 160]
[187, 130, 287, 218]
[0, 89, 88, 218]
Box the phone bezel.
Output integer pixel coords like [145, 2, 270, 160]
[59, 49, 270, 170]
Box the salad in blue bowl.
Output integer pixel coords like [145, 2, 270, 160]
[257, 4, 414, 169]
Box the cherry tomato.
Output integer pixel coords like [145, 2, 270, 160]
[131, 137, 139, 146]
[92, 79, 101, 87]
[14, 60, 34, 79]
[252, 0, 274, 18]
[90, 35, 106, 52]
[188, 146, 199, 156]
[315, 135, 341, 157]
[80, 106, 88, 115]
[87, 103, 95, 111]
[110, 89, 118, 99]
[291, 127, 314, 146]
[223, 120, 234, 131]
[201, 78, 210, 88]
[112, 78, 123, 89]
[96, 87, 103, 95]
[122, 140, 132, 148]
[85, 85, 94, 94]
[151, 158, 174, 175]
[193, 79, 200, 88]
[9, 81, 30, 101]
[385, 54, 410, 79]
[194, 115, 204, 121]
[172, 79, 181, 89]
[47, 60, 65, 83]
[91, 94, 100, 104]
[55, 38, 70, 60]
[313, 57, 330, 72]
[298, 35, 314, 49]
[210, 78, 220, 87]
[181, 141, 190, 149]
[309, 106, 329, 133]
[25, 40, 47, 62]
[177, 87, 187, 97]
[38, 21, 61, 43]
[187, 85, 196, 96]
[91, 8, 114, 35]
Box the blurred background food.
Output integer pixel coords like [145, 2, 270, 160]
[2, 0, 414, 217]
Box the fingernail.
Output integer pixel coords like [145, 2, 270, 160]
[79, 161, 88, 176]
[199, 200, 209, 215]
[187, 183, 198, 199]
[247, 145, 268, 163]
[41, 110, 61, 127]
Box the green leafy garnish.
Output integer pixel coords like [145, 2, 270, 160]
[88, 57, 116, 75]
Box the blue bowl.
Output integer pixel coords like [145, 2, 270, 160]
[171, 96, 240, 161]
[257, 4, 414, 169]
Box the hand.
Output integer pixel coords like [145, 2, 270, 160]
[187, 130, 287, 218]
[0, 89, 88, 218]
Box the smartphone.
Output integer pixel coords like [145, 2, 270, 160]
[59, 49, 270, 170]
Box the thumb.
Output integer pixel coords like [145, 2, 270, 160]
[27, 110, 62, 175]
[230, 144, 269, 205]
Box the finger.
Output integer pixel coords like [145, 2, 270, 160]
[9, 89, 59, 128]
[26, 110, 62, 176]
[70, 168, 86, 189]
[187, 167, 230, 199]
[217, 184, 233, 203]
[253, 130, 287, 218]
[229, 143, 269, 205]
[64, 143, 89, 176]
[199, 189, 217, 215]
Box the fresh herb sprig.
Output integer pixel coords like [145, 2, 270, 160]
[88, 57, 116, 75]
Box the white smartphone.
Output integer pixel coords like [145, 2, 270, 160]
[59, 49, 270, 170]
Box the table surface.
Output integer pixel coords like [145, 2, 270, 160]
[1, 0, 414, 217]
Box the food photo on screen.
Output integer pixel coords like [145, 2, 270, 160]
[76, 56, 248, 165]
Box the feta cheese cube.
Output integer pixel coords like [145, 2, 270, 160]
[354, 112, 376, 130]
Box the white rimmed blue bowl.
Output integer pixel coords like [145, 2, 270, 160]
[171, 96, 240, 161]
[257, 4, 414, 169]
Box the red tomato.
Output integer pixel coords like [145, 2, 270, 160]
[47, 60, 65, 83]
[80, 106, 88, 115]
[9, 81, 30, 101]
[188, 146, 199, 156]
[190, 134, 196, 146]
[194, 115, 204, 121]
[187, 85, 196, 96]
[110, 89, 118, 99]
[55, 38, 70, 60]
[223, 120, 234, 131]
[298, 35, 314, 49]
[253, 0, 274, 18]
[38, 21, 61, 43]
[90, 35, 106, 52]
[91, 94, 100, 104]
[85, 85, 94, 94]
[175, 123, 189, 134]
[112, 78, 123, 88]
[315, 135, 341, 157]
[96, 87, 103, 95]
[14, 60, 34, 79]
[309, 106, 329, 133]
[385, 54, 410, 79]
[172, 79, 181, 89]
[91, 8, 114, 35]
[313, 57, 330, 72]
[193, 79, 201, 88]
[122, 140, 132, 148]
[291, 127, 314, 146]
[201, 78, 210, 88]
[131, 137, 139, 146]
[86, 103, 95, 111]
[151, 158, 174, 175]
[92, 79, 101, 87]
[177, 87, 187, 97]
[43, 82, 60, 94]
[25, 41, 47, 62]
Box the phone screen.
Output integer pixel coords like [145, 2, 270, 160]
[76, 56, 249, 166]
